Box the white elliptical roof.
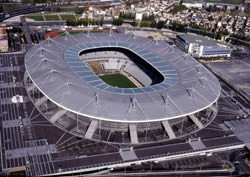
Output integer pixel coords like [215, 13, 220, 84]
[25, 32, 221, 123]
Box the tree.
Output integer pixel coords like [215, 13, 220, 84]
[201, 29, 207, 36]
[150, 20, 157, 28]
[142, 14, 155, 21]
[208, 16, 214, 21]
[215, 32, 222, 40]
[131, 20, 137, 27]
[22, 0, 31, 3]
[125, 1, 139, 7]
[74, 7, 83, 15]
[66, 19, 74, 26]
[53, 7, 61, 12]
[112, 18, 124, 26]
[222, 29, 229, 36]
[225, 38, 230, 42]
[157, 20, 165, 29]
[140, 20, 150, 27]
[119, 12, 135, 20]
[169, 4, 187, 14]
[99, 17, 104, 26]
[177, 24, 186, 32]
[83, 7, 89, 12]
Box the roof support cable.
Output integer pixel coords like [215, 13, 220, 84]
[47, 36, 51, 47]
[87, 28, 90, 38]
[198, 77, 207, 88]
[154, 40, 158, 45]
[131, 97, 136, 110]
[161, 94, 169, 107]
[183, 54, 190, 64]
[109, 27, 112, 37]
[43, 36, 65, 48]
[195, 64, 202, 74]
[95, 93, 99, 106]
[186, 87, 194, 98]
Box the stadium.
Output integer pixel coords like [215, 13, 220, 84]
[24, 32, 221, 145]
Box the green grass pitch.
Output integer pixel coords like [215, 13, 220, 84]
[99, 74, 137, 88]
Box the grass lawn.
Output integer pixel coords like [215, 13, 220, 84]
[25, 15, 44, 21]
[60, 14, 76, 20]
[58, 7, 78, 12]
[44, 15, 60, 21]
[99, 74, 137, 88]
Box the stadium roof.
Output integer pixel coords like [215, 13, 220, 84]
[65, 40, 179, 94]
[25, 32, 221, 123]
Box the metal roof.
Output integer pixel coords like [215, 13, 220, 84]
[25, 32, 221, 123]
[178, 33, 220, 46]
[65, 41, 179, 94]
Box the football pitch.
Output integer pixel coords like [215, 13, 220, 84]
[99, 74, 137, 88]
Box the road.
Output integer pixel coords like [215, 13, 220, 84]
[20, 17, 32, 45]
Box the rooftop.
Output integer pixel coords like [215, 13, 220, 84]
[177, 33, 218, 46]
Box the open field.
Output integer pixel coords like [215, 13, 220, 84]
[44, 15, 60, 21]
[60, 14, 76, 20]
[25, 15, 44, 21]
[25, 14, 76, 21]
[206, 58, 250, 101]
[99, 73, 137, 88]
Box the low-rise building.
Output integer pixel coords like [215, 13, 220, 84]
[182, 2, 203, 9]
[176, 34, 231, 58]
[0, 26, 8, 52]
[135, 13, 143, 21]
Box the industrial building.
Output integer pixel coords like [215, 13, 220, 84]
[176, 34, 231, 58]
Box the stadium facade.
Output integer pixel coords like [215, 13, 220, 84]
[24, 32, 221, 145]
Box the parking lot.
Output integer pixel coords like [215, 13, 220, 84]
[206, 58, 250, 102]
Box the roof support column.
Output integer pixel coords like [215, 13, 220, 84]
[35, 96, 48, 107]
[129, 124, 138, 144]
[162, 120, 176, 139]
[26, 83, 36, 92]
[189, 114, 204, 129]
[209, 105, 217, 113]
[50, 109, 67, 123]
[85, 120, 98, 140]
